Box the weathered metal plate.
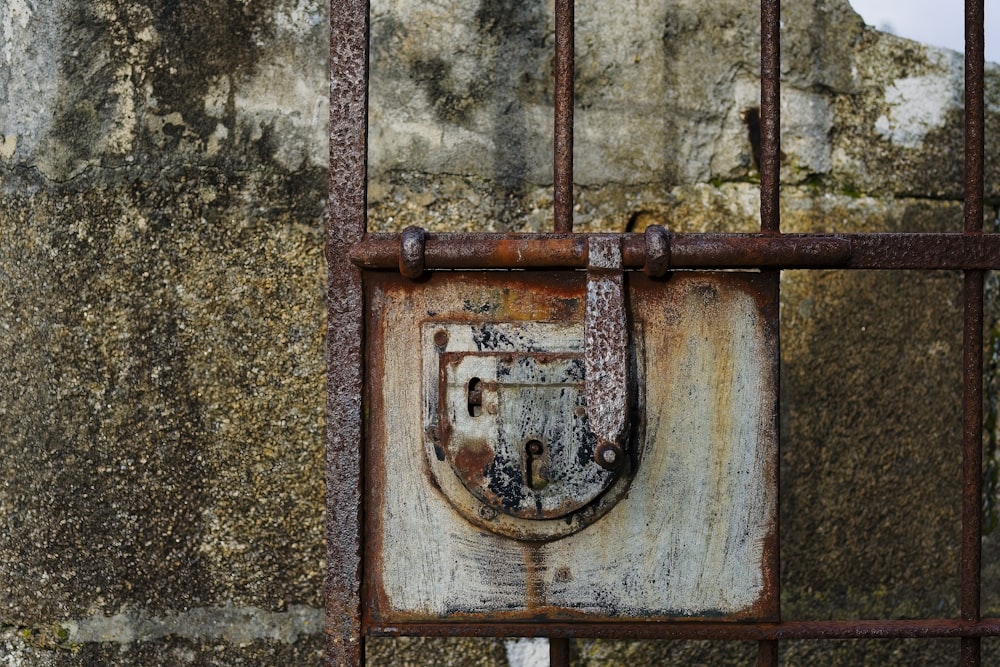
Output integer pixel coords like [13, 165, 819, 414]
[365, 271, 778, 624]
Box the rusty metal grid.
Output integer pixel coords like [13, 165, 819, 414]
[327, 0, 994, 665]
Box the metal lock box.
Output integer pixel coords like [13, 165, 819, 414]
[421, 320, 641, 542]
[365, 268, 778, 623]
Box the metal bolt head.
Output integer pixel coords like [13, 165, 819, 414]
[433, 329, 449, 349]
[595, 441, 623, 470]
[478, 505, 498, 521]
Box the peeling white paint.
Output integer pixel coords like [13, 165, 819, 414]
[372, 273, 776, 620]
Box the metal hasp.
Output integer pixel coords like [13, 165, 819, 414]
[585, 236, 629, 471]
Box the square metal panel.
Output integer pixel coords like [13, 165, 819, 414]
[364, 270, 778, 625]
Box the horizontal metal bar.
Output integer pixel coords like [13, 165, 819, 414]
[368, 618, 1000, 641]
[350, 232, 1000, 272]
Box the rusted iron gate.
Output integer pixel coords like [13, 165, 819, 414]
[328, 1, 996, 665]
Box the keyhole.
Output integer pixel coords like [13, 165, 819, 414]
[526, 439, 548, 490]
[467, 377, 483, 417]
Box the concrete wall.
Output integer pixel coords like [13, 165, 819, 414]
[1, 0, 999, 664]
[1, 0, 327, 663]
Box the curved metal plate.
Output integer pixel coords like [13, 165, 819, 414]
[423, 321, 639, 541]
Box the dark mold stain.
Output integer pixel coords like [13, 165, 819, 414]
[150, 0, 270, 138]
[50, 0, 312, 174]
[742, 106, 786, 173]
[472, 323, 519, 352]
[743, 107, 763, 170]
[409, 57, 489, 127]
[475, 0, 546, 195]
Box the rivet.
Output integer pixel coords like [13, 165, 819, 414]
[399, 225, 427, 279]
[478, 505, 498, 521]
[433, 329, 449, 348]
[644, 224, 671, 277]
[595, 441, 623, 470]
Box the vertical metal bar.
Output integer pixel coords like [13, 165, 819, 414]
[553, 0, 575, 233]
[758, 639, 779, 667]
[759, 0, 781, 234]
[761, 266, 782, 641]
[961, 2, 985, 664]
[554, 6, 576, 655]
[328, 1, 369, 665]
[962, 269, 984, 667]
[550, 638, 571, 667]
[965, 0, 985, 236]
[758, 6, 782, 664]
[759, 3, 782, 661]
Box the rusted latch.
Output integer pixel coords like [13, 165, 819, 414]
[585, 235, 629, 470]
[387, 228, 682, 538]
[421, 319, 638, 541]
[406, 229, 644, 540]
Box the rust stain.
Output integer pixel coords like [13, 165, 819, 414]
[523, 542, 547, 611]
[361, 287, 390, 627]
[452, 438, 494, 476]
[436, 348, 619, 525]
